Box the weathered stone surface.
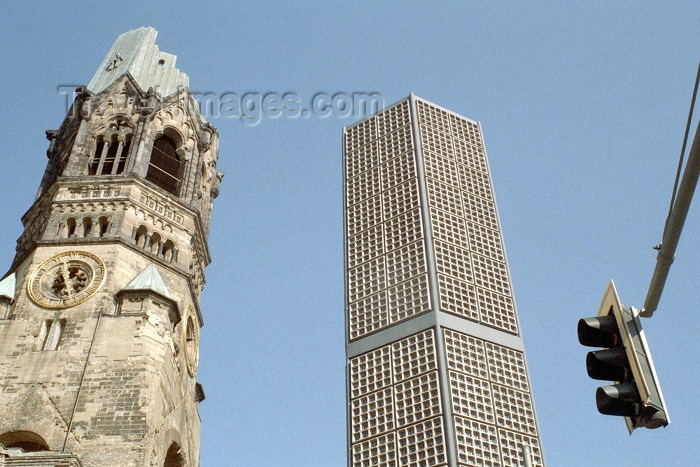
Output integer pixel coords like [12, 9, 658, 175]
[0, 28, 218, 466]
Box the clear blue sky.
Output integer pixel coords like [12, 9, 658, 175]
[1, 2, 699, 466]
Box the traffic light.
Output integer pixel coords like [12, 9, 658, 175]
[578, 280, 669, 433]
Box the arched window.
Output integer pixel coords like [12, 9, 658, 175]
[41, 319, 65, 351]
[134, 225, 148, 248]
[37, 320, 50, 348]
[0, 431, 50, 452]
[118, 136, 131, 173]
[150, 233, 162, 256]
[103, 136, 119, 174]
[66, 218, 77, 238]
[162, 240, 175, 262]
[82, 217, 93, 238]
[98, 217, 110, 237]
[89, 139, 105, 175]
[164, 442, 185, 467]
[89, 134, 131, 175]
[147, 135, 181, 194]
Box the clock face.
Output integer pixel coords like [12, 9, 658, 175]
[183, 305, 199, 377]
[28, 251, 106, 309]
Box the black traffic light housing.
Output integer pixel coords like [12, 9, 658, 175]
[578, 280, 669, 433]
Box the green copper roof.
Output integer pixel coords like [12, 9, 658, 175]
[87, 27, 189, 97]
[0, 273, 15, 300]
[122, 263, 172, 299]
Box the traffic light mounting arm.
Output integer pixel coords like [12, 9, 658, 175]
[643, 68, 700, 317]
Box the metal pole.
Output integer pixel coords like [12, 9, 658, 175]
[642, 120, 700, 317]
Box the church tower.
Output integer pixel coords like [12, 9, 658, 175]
[344, 97, 544, 466]
[0, 28, 221, 466]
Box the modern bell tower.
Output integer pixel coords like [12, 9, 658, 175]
[0, 27, 221, 466]
[343, 96, 544, 466]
